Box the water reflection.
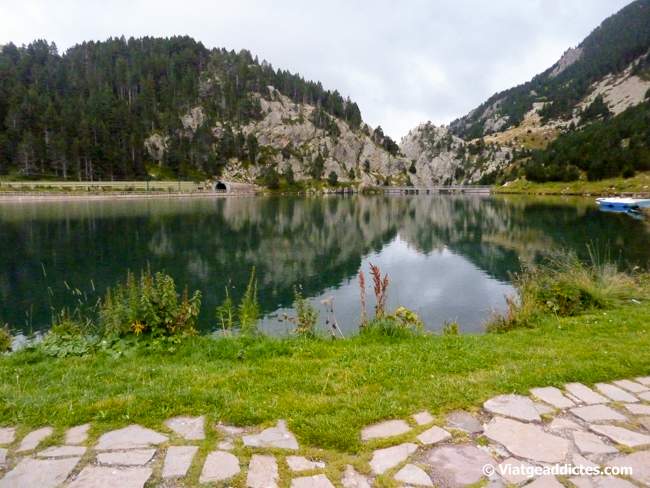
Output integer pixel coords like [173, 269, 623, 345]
[1, 194, 649, 335]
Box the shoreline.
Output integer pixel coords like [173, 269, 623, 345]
[0, 191, 258, 202]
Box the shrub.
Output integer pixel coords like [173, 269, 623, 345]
[100, 270, 201, 338]
[38, 309, 99, 357]
[290, 287, 319, 338]
[442, 321, 460, 335]
[0, 323, 11, 352]
[239, 268, 260, 335]
[361, 306, 423, 338]
[487, 252, 642, 332]
[216, 288, 236, 334]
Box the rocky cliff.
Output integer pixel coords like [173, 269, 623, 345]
[399, 122, 512, 185]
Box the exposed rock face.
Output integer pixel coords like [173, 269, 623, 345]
[549, 47, 583, 78]
[399, 122, 512, 184]
[146, 86, 409, 186]
[144, 134, 168, 163]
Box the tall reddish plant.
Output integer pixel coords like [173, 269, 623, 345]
[369, 263, 389, 318]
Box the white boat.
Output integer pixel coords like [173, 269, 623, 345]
[596, 197, 650, 210]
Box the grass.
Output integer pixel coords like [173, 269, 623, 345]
[495, 172, 650, 196]
[1, 302, 650, 453]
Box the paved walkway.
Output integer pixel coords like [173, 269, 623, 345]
[1, 376, 649, 487]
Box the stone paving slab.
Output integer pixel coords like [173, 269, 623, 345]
[162, 445, 198, 479]
[65, 424, 90, 445]
[533, 401, 555, 415]
[607, 451, 650, 485]
[565, 383, 608, 404]
[570, 404, 628, 422]
[286, 455, 325, 471]
[572, 452, 599, 470]
[97, 448, 156, 466]
[0, 456, 80, 488]
[412, 411, 434, 426]
[595, 383, 639, 403]
[369, 442, 417, 474]
[425, 444, 493, 487]
[613, 379, 648, 393]
[200, 450, 240, 483]
[342, 465, 371, 488]
[216, 422, 246, 436]
[291, 474, 335, 488]
[525, 476, 564, 487]
[589, 424, 650, 448]
[0, 428, 15, 446]
[394, 463, 433, 486]
[243, 420, 299, 450]
[483, 394, 541, 422]
[530, 386, 575, 409]
[16, 426, 53, 452]
[484, 417, 570, 463]
[416, 425, 451, 445]
[164, 415, 205, 440]
[95, 425, 167, 450]
[548, 417, 583, 431]
[498, 457, 534, 484]
[247, 454, 279, 488]
[0, 449, 6, 468]
[570, 476, 636, 488]
[572, 431, 618, 455]
[635, 376, 650, 386]
[361, 419, 411, 441]
[68, 466, 152, 488]
[638, 391, 650, 401]
[623, 402, 650, 415]
[218, 439, 234, 450]
[640, 416, 650, 431]
[445, 410, 483, 433]
[37, 445, 87, 458]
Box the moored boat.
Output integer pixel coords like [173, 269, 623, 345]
[596, 197, 650, 210]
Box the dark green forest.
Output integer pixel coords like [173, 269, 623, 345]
[523, 98, 650, 182]
[451, 0, 650, 139]
[0, 36, 363, 180]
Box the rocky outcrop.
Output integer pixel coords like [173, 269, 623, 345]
[146, 86, 409, 186]
[399, 122, 512, 184]
[549, 47, 583, 78]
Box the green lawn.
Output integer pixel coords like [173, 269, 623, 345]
[495, 172, 650, 196]
[1, 303, 650, 453]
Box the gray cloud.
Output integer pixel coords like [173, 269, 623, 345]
[0, 0, 632, 138]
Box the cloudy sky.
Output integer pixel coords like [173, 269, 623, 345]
[0, 0, 633, 139]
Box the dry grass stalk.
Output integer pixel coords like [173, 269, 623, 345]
[369, 263, 389, 318]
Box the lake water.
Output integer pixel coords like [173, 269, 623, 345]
[1, 194, 649, 336]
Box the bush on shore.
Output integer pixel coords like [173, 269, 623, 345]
[100, 269, 201, 338]
[0, 324, 11, 352]
[487, 252, 646, 332]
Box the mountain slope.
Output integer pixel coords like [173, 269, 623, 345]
[0, 36, 405, 185]
[450, 0, 650, 140]
[401, 0, 650, 185]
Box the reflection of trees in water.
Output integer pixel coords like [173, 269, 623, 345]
[1, 195, 649, 332]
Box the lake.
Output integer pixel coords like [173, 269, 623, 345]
[1, 194, 649, 336]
